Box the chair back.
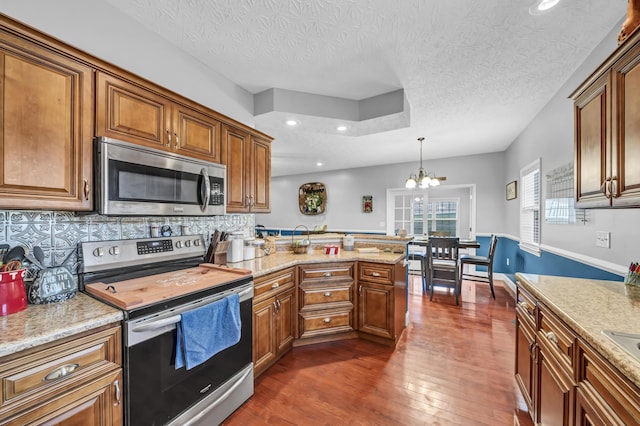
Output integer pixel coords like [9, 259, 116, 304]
[487, 234, 498, 262]
[428, 237, 460, 263]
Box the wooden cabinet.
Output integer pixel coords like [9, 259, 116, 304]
[298, 262, 355, 340]
[0, 21, 94, 211]
[96, 72, 222, 163]
[576, 340, 640, 426]
[221, 124, 272, 213]
[252, 267, 296, 377]
[515, 286, 537, 418]
[0, 324, 122, 425]
[357, 262, 406, 345]
[572, 30, 640, 208]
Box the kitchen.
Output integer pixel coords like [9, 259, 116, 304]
[1, 0, 640, 425]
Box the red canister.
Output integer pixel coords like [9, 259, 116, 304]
[0, 269, 27, 316]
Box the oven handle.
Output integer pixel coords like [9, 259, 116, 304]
[131, 315, 182, 332]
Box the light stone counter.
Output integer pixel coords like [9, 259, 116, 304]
[228, 250, 405, 277]
[0, 293, 123, 358]
[516, 273, 640, 389]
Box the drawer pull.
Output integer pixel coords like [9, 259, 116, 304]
[371, 272, 381, 277]
[271, 282, 280, 289]
[43, 363, 79, 381]
[114, 379, 121, 405]
[323, 318, 332, 323]
[324, 292, 332, 297]
[323, 272, 332, 277]
[546, 331, 559, 346]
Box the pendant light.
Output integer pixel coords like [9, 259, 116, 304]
[404, 137, 444, 189]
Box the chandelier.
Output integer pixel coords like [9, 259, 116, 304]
[404, 137, 444, 189]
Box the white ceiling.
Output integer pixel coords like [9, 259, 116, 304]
[101, 0, 626, 177]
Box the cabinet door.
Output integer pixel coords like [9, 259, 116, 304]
[252, 297, 277, 377]
[250, 135, 271, 212]
[574, 73, 611, 207]
[514, 312, 536, 420]
[96, 72, 171, 149]
[611, 44, 640, 206]
[221, 124, 250, 212]
[358, 282, 393, 339]
[173, 104, 221, 163]
[275, 288, 295, 355]
[538, 343, 574, 426]
[3, 369, 122, 426]
[0, 33, 93, 210]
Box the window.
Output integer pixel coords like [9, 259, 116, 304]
[387, 189, 459, 237]
[520, 158, 541, 255]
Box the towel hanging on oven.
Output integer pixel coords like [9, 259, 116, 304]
[175, 293, 241, 370]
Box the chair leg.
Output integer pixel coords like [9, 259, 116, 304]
[488, 265, 496, 299]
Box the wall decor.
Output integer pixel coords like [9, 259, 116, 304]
[299, 182, 326, 215]
[362, 195, 373, 213]
[506, 180, 517, 201]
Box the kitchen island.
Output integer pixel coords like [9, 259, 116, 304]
[516, 273, 640, 425]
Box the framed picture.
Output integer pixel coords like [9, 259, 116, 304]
[362, 195, 373, 213]
[506, 180, 517, 201]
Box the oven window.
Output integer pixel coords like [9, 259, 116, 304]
[126, 299, 252, 425]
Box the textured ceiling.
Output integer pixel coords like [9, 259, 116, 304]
[101, 0, 627, 177]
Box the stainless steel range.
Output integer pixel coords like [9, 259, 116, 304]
[78, 235, 253, 426]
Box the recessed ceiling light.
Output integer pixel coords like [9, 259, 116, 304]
[529, 0, 559, 15]
[286, 120, 297, 126]
[336, 125, 347, 132]
[317, 162, 323, 167]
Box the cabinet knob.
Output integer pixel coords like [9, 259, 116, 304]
[324, 292, 332, 297]
[166, 129, 171, 146]
[83, 179, 90, 200]
[271, 282, 279, 289]
[371, 272, 381, 277]
[611, 176, 619, 198]
[323, 272, 332, 277]
[114, 379, 121, 405]
[43, 363, 79, 381]
[545, 331, 559, 346]
[174, 131, 179, 149]
[323, 318, 332, 323]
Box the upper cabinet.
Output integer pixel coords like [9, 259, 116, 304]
[221, 124, 272, 213]
[96, 72, 222, 163]
[0, 22, 94, 211]
[572, 31, 640, 208]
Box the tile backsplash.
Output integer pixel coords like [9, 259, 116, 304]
[0, 210, 255, 273]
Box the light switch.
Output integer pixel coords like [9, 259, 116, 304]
[596, 231, 610, 248]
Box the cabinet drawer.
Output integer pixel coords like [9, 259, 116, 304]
[300, 284, 353, 311]
[0, 325, 121, 413]
[358, 262, 393, 285]
[299, 263, 354, 285]
[538, 305, 576, 374]
[299, 309, 353, 338]
[577, 341, 640, 425]
[516, 283, 536, 328]
[254, 267, 295, 302]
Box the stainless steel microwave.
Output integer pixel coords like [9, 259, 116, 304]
[94, 137, 226, 216]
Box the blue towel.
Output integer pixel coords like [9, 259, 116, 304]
[175, 293, 241, 370]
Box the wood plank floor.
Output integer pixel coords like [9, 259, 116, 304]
[225, 280, 534, 425]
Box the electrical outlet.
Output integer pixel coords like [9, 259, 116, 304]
[596, 231, 610, 248]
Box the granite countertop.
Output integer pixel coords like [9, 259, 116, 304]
[0, 292, 123, 358]
[228, 250, 405, 277]
[516, 273, 640, 389]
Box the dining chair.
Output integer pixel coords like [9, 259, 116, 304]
[427, 237, 460, 304]
[459, 234, 498, 299]
[408, 252, 428, 294]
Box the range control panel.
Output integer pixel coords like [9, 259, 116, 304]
[80, 235, 205, 273]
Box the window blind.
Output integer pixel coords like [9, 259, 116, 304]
[520, 159, 541, 255]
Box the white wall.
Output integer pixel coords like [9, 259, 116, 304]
[260, 152, 505, 235]
[504, 18, 638, 272]
[0, 0, 254, 126]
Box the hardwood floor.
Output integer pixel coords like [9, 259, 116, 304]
[225, 280, 534, 425]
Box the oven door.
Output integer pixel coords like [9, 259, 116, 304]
[97, 136, 225, 216]
[124, 285, 252, 425]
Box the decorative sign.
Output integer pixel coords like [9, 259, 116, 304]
[28, 267, 78, 304]
[299, 182, 327, 215]
[362, 195, 373, 213]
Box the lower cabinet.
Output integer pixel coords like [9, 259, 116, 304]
[252, 267, 296, 377]
[0, 324, 123, 425]
[514, 289, 536, 416]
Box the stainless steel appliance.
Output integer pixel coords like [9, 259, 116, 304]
[94, 136, 226, 216]
[78, 236, 253, 425]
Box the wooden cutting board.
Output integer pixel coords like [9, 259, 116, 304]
[85, 263, 252, 310]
